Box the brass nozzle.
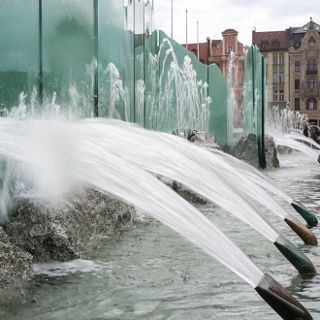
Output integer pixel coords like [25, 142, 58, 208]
[285, 216, 318, 246]
[255, 273, 313, 320]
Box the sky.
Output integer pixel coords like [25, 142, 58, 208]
[153, 0, 320, 46]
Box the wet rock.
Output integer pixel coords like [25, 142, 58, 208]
[232, 133, 279, 169]
[0, 226, 33, 289]
[172, 181, 208, 205]
[277, 145, 293, 154]
[158, 176, 208, 205]
[5, 188, 134, 262]
[174, 129, 220, 151]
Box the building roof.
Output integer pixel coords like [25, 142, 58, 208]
[291, 19, 320, 34]
[211, 39, 222, 46]
[222, 28, 238, 35]
[252, 30, 289, 51]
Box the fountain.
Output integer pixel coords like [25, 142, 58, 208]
[0, 117, 315, 320]
[0, 1, 318, 319]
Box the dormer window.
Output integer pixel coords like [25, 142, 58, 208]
[260, 41, 269, 49]
[272, 40, 280, 48]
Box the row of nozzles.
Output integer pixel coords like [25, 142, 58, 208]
[254, 196, 318, 319]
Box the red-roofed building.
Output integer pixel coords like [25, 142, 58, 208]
[185, 29, 245, 127]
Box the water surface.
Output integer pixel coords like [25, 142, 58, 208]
[1, 151, 320, 320]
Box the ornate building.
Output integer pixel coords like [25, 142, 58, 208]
[253, 18, 320, 125]
[185, 29, 245, 127]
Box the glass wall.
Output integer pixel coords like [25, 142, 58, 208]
[42, 0, 94, 117]
[0, 0, 265, 162]
[98, 0, 127, 119]
[208, 64, 228, 147]
[0, 0, 39, 114]
[242, 46, 266, 167]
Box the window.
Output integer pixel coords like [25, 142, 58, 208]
[261, 41, 269, 49]
[278, 54, 284, 64]
[273, 89, 284, 102]
[295, 79, 300, 90]
[278, 72, 284, 83]
[272, 40, 280, 48]
[307, 78, 317, 89]
[279, 90, 284, 101]
[273, 73, 277, 83]
[273, 72, 284, 83]
[295, 61, 300, 72]
[272, 53, 284, 65]
[273, 55, 277, 64]
[309, 119, 318, 125]
[227, 45, 234, 53]
[306, 98, 317, 110]
[307, 59, 317, 73]
[294, 98, 300, 110]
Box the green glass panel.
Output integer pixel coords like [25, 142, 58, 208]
[42, 0, 94, 117]
[242, 46, 266, 167]
[124, 0, 135, 122]
[144, 2, 156, 129]
[144, 30, 158, 129]
[254, 49, 266, 168]
[147, 30, 211, 133]
[0, 0, 39, 113]
[243, 47, 254, 135]
[98, 0, 127, 120]
[134, 0, 145, 126]
[208, 64, 228, 147]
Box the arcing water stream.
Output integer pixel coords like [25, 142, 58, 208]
[0, 117, 314, 318]
[0, 118, 263, 287]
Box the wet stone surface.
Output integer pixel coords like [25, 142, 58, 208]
[0, 226, 33, 289]
[5, 188, 135, 262]
[232, 133, 279, 168]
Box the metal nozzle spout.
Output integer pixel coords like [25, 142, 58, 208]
[274, 236, 316, 277]
[291, 201, 318, 228]
[285, 216, 318, 246]
[255, 273, 313, 320]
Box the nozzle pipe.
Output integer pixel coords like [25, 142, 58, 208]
[274, 236, 316, 277]
[291, 201, 318, 228]
[255, 273, 313, 320]
[285, 216, 318, 246]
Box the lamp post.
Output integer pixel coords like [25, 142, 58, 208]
[197, 20, 199, 59]
[171, 0, 173, 38]
[185, 9, 188, 50]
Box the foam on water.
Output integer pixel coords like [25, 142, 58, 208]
[33, 259, 107, 277]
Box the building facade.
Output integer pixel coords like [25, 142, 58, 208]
[185, 29, 245, 126]
[253, 19, 320, 125]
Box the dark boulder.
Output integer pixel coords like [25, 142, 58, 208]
[232, 133, 280, 169]
[0, 226, 33, 289]
[5, 188, 135, 262]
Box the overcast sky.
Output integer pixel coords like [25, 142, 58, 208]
[153, 0, 320, 45]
